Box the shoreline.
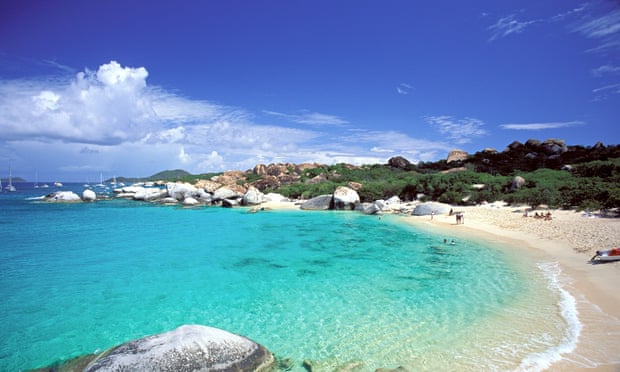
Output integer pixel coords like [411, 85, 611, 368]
[402, 206, 620, 371]
[262, 201, 620, 371]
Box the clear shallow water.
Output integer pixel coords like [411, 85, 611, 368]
[0, 184, 575, 371]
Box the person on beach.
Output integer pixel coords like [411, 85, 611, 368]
[431, 211, 434, 220]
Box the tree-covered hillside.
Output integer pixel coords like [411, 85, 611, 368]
[130, 140, 620, 210]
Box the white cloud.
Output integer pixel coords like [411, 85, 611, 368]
[263, 110, 348, 126]
[396, 83, 413, 95]
[573, 9, 620, 39]
[426, 116, 488, 144]
[0, 60, 158, 145]
[585, 39, 620, 54]
[550, 5, 587, 22]
[592, 64, 620, 77]
[488, 14, 538, 41]
[500, 121, 585, 130]
[178, 146, 191, 164]
[0, 59, 471, 180]
[197, 151, 225, 172]
[592, 83, 620, 100]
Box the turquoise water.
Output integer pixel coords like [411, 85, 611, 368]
[0, 185, 574, 371]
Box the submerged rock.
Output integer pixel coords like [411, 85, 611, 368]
[84, 325, 275, 372]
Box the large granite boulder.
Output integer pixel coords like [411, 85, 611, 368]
[300, 195, 333, 210]
[332, 186, 360, 210]
[166, 182, 197, 201]
[182, 197, 199, 206]
[360, 202, 381, 215]
[253, 163, 267, 176]
[511, 175, 526, 191]
[84, 325, 275, 372]
[82, 189, 96, 201]
[195, 179, 221, 193]
[542, 138, 568, 155]
[388, 156, 411, 169]
[132, 187, 167, 201]
[264, 193, 289, 202]
[251, 175, 280, 191]
[242, 186, 265, 206]
[213, 186, 240, 201]
[45, 191, 82, 202]
[412, 202, 452, 216]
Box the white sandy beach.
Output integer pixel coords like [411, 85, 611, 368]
[261, 200, 620, 371]
[406, 204, 620, 371]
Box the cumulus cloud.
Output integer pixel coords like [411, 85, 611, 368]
[500, 121, 585, 130]
[0, 59, 467, 180]
[426, 116, 488, 144]
[0, 60, 158, 144]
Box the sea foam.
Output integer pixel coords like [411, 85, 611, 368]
[517, 262, 581, 371]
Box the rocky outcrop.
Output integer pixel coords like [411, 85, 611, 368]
[347, 181, 362, 191]
[412, 202, 452, 216]
[511, 175, 526, 191]
[166, 182, 198, 201]
[388, 156, 410, 169]
[300, 195, 333, 210]
[195, 179, 221, 193]
[306, 174, 327, 184]
[82, 189, 96, 201]
[251, 175, 280, 191]
[542, 138, 568, 155]
[332, 186, 360, 210]
[84, 325, 275, 372]
[45, 191, 82, 202]
[213, 186, 241, 201]
[264, 193, 288, 202]
[182, 197, 199, 206]
[447, 149, 468, 163]
[242, 186, 265, 206]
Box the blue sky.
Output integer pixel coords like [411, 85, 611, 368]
[0, 1, 619, 182]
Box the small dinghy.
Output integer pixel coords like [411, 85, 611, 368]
[590, 248, 620, 262]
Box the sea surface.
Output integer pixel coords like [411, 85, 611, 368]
[1, 183, 579, 371]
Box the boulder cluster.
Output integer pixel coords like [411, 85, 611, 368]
[43, 176, 291, 207]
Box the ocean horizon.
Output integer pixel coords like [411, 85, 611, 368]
[1, 183, 578, 371]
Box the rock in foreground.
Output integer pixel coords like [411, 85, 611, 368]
[84, 325, 275, 372]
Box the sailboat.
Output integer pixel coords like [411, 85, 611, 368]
[95, 173, 106, 188]
[6, 165, 16, 192]
[34, 172, 39, 188]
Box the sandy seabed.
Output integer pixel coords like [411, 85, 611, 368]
[262, 201, 620, 371]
